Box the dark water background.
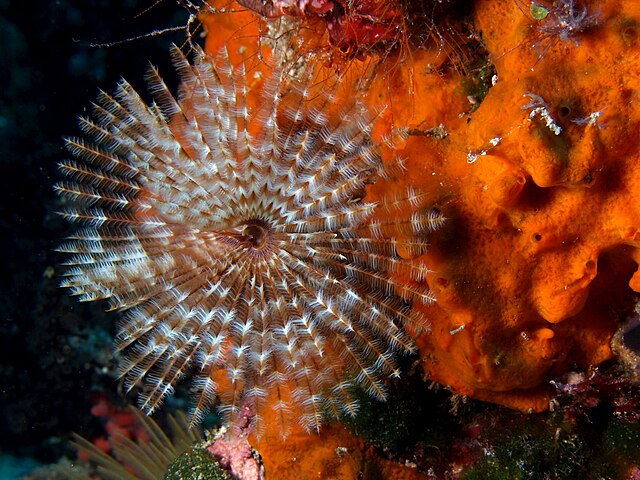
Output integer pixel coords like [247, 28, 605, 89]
[0, 0, 191, 473]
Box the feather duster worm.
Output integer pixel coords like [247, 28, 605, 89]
[56, 45, 441, 436]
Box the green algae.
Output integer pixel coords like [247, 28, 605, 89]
[163, 448, 231, 480]
[461, 416, 589, 480]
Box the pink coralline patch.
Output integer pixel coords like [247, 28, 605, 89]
[208, 407, 265, 480]
[208, 435, 264, 480]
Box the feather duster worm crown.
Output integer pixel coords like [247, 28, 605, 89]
[56, 44, 442, 435]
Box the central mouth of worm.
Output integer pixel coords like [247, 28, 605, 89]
[239, 220, 271, 250]
[218, 219, 275, 257]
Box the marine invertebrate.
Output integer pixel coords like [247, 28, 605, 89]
[534, 0, 599, 42]
[224, 0, 480, 76]
[521, 92, 562, 135]
[56, 44, 440, 435]
[404, 0, 640, 411]
[235, 0, 405, 58]
[223, 0, 639, 414]
[512, 0, 600, 63]
[197, 0, 640, 422]
[66, 408, 207, 480]
[81, 395, 151, 458]
[235, 0, 334, 17]
[247, 406, 431, 480]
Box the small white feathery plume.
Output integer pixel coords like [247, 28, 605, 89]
[56, 44, 442, 436]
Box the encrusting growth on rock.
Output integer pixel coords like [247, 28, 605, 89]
[56, 43, 442, 436]
[202, 0, 640, 413]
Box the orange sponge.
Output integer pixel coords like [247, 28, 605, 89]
[200, 0, 640, 415]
